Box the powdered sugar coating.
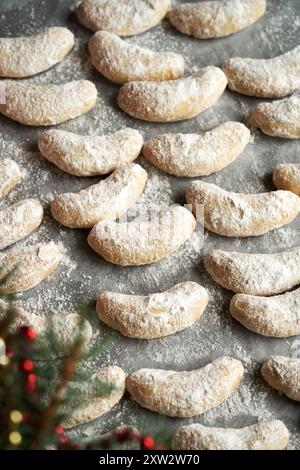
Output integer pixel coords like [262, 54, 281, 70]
[88, 205, 196, 266]
[172, 420, 289, 450]
[38, 128, 144, 177]
[0, 242, 61, 294]
[186, 180, 300, 237]
[89, 31, 184, 84]
[205, 248, 300, 296]
[0, 80, 97, 126]
[168, 0, 266, 39]
[223, 46, 300, 98]
[76, 0, 171, 35]
[118, 67, 227, 122]
[143, 122, 250, 177]
[261, 356, 300, 402]
[0, 27, 74, 78]
[0, 199, 43, 250]
[126, 357, 244, 417]
[97, 282, 208, 339]
[51, 163, 147, 229]
[63, 366, 126, 428]
[273, 163, 300, 196]
[249, 94, 300, 139]
[230, 288, 300, 337]
[0, 159, 21, 198]
[0, 303, 92, 358]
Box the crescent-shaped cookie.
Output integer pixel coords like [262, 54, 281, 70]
[76, 0, 171, 35]
[261, 356, 300, 402]
[87, 205, 196, 266]
[172, 420, 289, 451]
[0, 304, 92, 358]
[168, 0, 266, 39]
[0, 80, 97, 126]
[186, 181, 300, 237]
[0, 243, 61, 294]
[126, 357, 244, 418]
[63, 366, 126, 428]
[117, 67, 227, 122]
[222, 46, 300, 98]
[51, 164, 147, 229]
[89, 31, 184, 84]
[0, 199, 43, 250]
[249, 94, 300, 139]
[273, 164, 300, 196]
[0, 159, 21, 198]
[97, 282, 208, 339]
[143, 122, 250, 177]
[38, 128, 144, 177]
[0, 27, 74, 78]
[204, 248, 300, 296]
[230, 288, 300, 337]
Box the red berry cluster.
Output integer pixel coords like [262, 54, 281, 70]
[99, 427, 159, 450]
[19, 326, 37, 394]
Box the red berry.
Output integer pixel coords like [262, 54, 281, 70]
[115, 428, 130, 442]
[27, 373, 37, 384]
[18, 326, 34, 340]
[55, 425, 65, 435]
[22, 359, 34, 372]
[141, 436, 155, 450]
[59, 434, 68, 445]
[26, 383, 35, 393]
[6, 349, 14, 358]
[26, 327, 36, 341]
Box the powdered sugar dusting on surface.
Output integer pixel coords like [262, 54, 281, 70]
[0, 0, 299, 449]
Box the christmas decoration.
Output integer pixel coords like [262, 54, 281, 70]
[0, 286, 160, 450]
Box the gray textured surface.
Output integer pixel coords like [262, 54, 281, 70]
[0, 0, 300, 448]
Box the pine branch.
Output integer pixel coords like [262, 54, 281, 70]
[32, 336, 85, 449]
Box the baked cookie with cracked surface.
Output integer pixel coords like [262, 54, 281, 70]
[168, 0, 266, 39]
[230, 288, 300, 337]
[0, 199, 43, 250]
[261, 356, 300, 402]
[126, 357, 244, 418]
[273, 163, 300, 196]
[76, 0, 171, 35]
[97, 282, 208, 339]
[186, 180, 300, 237]
[143, 122, 250, 177]
[51, 164, 147, 229]
[0, 243, 61, 294]
[118, 67, 227, 122]
[223, 46, 300, 98]
[249, 93, 300, 139]
[0, 27, 74, 78]
[172, 420, 289, 450]
[204, 248, 300, 296]
[0, 80, 97, 126]
[89, 31, 184, 84]
[38, 128, 144, 177]
[0, 159, 21, 198]
[63, 366, 126, 428]
[88, 205, 196, 266]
